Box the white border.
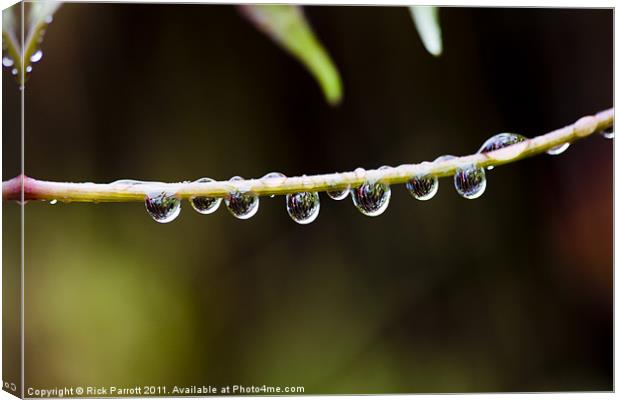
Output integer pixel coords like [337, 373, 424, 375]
[0, 1, 615, 399]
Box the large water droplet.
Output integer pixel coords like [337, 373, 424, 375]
[406, 175, 438, 201]
[145, 192, 181, 223]
[262, 172, 286, 198]
[49, 199, 57, 205]
[2, 56, 14, 67]
[454, 165, 486, 199]
[351, 167, 391, 217]
[478, 132, 527, 170]
[190, 177, 221, 215]
[478, 133, 526, 153]
[546, 143, 570, 155]
[286, 191, 320, 224]
[326, 185, 350, 200]
[225, 176, 259, 219]
[601, 125, 614, 139]
[30, 49, 43, 63]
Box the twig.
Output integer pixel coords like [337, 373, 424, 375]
[3, 108, 613, 203]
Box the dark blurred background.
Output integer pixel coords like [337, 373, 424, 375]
[2, 4, 613, 393]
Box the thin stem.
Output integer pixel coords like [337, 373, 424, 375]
[3, 108, 613, 203]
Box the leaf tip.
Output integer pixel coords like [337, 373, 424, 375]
[410, 6, 443, 57]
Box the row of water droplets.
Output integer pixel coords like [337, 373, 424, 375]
[102, 126, 611, 224]
[380, 134, 528, 204]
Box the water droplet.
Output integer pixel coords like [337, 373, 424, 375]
[478, 133, 526, 153]
[111, 179, 145, 185]
[2, 56, 14, 67]
[25, 65, 32, 73]
[351, 167, 391, 217]
[263, 171, 285, 179]
[190, 177, 221, 215]
[478, 133, 527, 170]
[286, 191, 320, 224]
[406, 175, 438, 201]
[435, 154, 457, 162]
[145, 192, 181, 223]
[225, 176, 259, 219]
[49, 199, 57, 205]
[30, 49, 43, 63]
[262, 172, 286, 197]
[326, 186, 350, 200]
[44, 15, 54, 24]
[546, 143, 570, 155]
[11, 68, 17, 76]
[601, 125, 614, 139]
[454, 165, 486, 199]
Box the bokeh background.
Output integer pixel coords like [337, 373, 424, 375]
[2, 4, 613, 394]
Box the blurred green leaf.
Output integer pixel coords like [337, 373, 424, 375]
[239, 5, 343, 105]
[410, 6, 442, 57]
[1, 1, 61, 82]
[2, 6, 21, 80]
[3, 6, 16, 36]
[25, 1, 60, 63]
[27, 0, 60, 31]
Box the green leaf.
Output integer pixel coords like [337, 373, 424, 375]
[25, 1, 60, 63]
[239, 5, 343, 105]
[1, 1, 61, 83]
[3, 6, 16, 36]
[410, 6, 442, 57]
[3, 6, 21, 79]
